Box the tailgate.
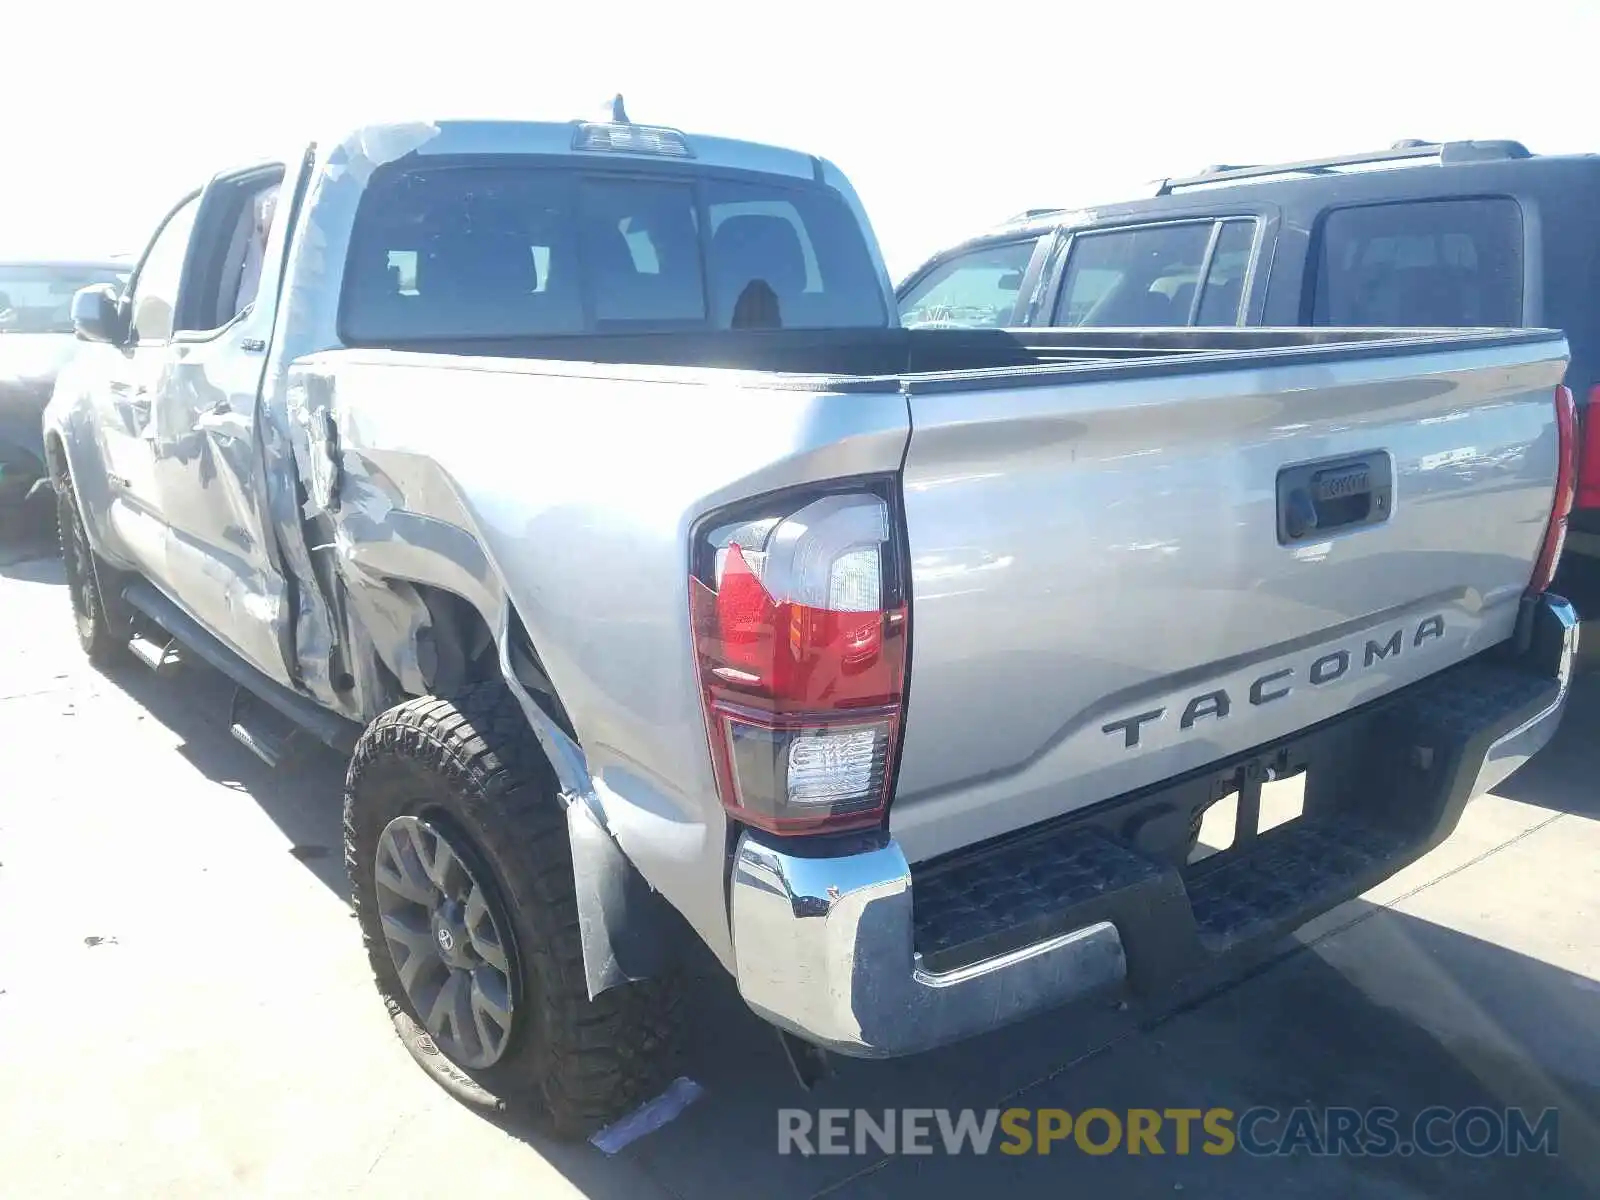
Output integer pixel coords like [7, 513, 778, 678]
[890, 332, 1570, 863]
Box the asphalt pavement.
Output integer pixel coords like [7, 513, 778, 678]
[1, 520, 1596, 1198]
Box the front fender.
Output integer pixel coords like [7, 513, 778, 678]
[42, 363, 128, 569]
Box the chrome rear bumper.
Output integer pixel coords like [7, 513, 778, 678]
[1470, 595, 1578, 797]
[728, 594, 1578, 1059]
[730, 831, 1126, 1057]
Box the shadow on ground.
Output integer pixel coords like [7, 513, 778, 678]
[0, 502, 59, 571]
[98, 646, 354, 892]
[1494, 669, 1600, 819]
[96, 632, 1598, 1198]
[7, 529, 1598, 1197]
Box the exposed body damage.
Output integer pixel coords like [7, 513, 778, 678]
[43, 112, 904, 995]
[43, 112, 1579, 1132]
[285, 352, 910, 973]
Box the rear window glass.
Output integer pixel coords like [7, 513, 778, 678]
[340, 165, 887, 341]
[1311, 199, 1523, 327]
[1054, 223, 1217, 326]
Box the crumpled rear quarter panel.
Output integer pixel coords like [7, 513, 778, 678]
[290, 350, 910, 965]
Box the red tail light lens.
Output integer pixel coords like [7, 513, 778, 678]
[689, 486, 907, 835]
[1530, 384, 1577, 593]
[1578, 384, 1600, 512]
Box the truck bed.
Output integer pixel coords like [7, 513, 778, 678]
[342, 324, 1561, 380]
[294, 322, 1567, 961]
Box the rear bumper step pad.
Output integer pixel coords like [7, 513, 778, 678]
[907, 624, 1570, 992]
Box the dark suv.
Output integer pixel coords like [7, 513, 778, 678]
[896, 139, 1600, 563]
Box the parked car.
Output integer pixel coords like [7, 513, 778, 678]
[46, 110, 1578, 1137]
[0, 258, 129, 509]
[897, 138, 1600, 570]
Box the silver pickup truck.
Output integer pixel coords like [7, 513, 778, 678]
[45, 105, 1579, 1137]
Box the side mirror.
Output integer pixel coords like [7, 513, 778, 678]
[72, 283, 127, 344]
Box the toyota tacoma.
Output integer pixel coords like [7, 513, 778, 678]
[45, 103, 1579, 1136]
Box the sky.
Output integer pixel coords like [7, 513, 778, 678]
[5, 0, 1598, 281]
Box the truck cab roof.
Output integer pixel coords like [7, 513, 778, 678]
[303, 107, 831, 186]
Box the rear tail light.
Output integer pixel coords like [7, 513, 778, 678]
[689, 484, 908, 835]
[1577, 384, 1600, 512]
[1530, 384, 1577, 593]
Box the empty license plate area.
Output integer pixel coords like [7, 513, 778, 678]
[1187, 749, 1309, 866]
[1277, 451, 1393, 544]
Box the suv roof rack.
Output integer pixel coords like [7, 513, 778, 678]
[1002, 207, 1066, 224]
[1154, 139, 1533, 195]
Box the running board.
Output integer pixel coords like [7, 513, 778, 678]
[128, 633, 182, 673]
[120, 579, 360, 756]
[229, 687, 297, 768]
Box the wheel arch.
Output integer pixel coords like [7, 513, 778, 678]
[349, 567, 683, 998]
[42, 424, 122, 565]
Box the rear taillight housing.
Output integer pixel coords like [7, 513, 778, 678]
[689, 484, 908, 835]
[1531, 384, 1578, 593]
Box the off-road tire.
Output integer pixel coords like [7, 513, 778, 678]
[57, 480, 127, 664]
[344, 683, 683, 1137]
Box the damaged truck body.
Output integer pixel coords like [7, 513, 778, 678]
[45, 107, 1579, 1135]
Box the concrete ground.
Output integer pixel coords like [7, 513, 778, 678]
[1, 522, 1597, 1198]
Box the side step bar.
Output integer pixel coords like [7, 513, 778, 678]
[128, 632, 182, 673]
[121, 579, 360, 756]
[228, 687, 299, 768]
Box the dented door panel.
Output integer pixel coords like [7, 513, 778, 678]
[258, 125, 446, 716]
[98, 346, 168, 570]
[133, 157, 306, 686]
[147, 318, 290, 683]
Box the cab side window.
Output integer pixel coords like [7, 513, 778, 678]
[898, 238, 1039, 329]
[130, 196, 201, 344]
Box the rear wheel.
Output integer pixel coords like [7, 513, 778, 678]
[57, 481, 127, 664]
[344, 684, 683, 1137]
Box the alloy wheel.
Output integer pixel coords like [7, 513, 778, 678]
[373, 815, 519, 1070]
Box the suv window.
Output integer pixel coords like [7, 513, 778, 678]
[341, 165, 887, 341]
[1054, 221, 1250, 326]
[1311, 199, 1523, 327]
[1196, 220, 1255, 325]
[131, 196, 201, 343]
[898, 238, 1038, 329]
